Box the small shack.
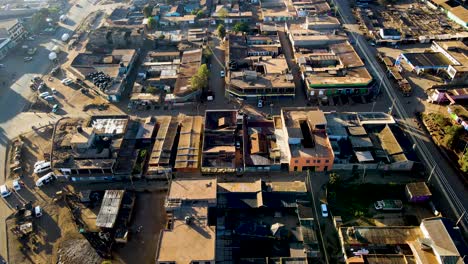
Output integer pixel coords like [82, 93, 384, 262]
[405, 182, 432, 203]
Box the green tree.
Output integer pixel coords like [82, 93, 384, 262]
[147, 17, 157, 30]
[328, 173, 341, 186]
[459, 151, 468, 173]
[216, 24, 226, 38]
[233, 22, 248, 33]
[30, 8, 50, 32]
[203, 47, 212, 60]
[218, 8, 228, 19]
[444, 125, 463, 148]
[146, 86, 158, 94]
[190, 64, 209, 91]
[143, 5, 154, 18]
[196, 10, 204, 18]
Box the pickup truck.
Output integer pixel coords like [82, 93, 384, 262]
[374, 200, 403, 211]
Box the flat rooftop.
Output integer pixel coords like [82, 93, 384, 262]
[168, 178, 217, 201]
[156, 206, 215, 263]
[282, 108, 333, 158]
[266, 181, 307, 192]
[204, 110, 237, 131]
[218, 180, 263, 193]
[229, 71, 295, 90]
[341, 226, 423, 245]
[297, 42, 373, 87]
[434, 41, 468, 72]
[402, 52, 453, 67]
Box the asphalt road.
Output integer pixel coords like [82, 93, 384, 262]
[332, 0, 468, 232]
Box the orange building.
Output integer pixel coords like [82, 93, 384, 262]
[281, 107, 334, 172]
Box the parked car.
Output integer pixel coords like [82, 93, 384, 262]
[34, 160, 46, 168]
[52, 104, 59, 113]
[0, 185, 11, 198]
[36, 172, 55, 187]
[34, 162, 51, 174]
[61, 78, 73, 85]
[34, 206, 42, 217]
[39, 92, 49, 98]
[12, 180, 21, 191]
[44, 95, 55, 101]
[257, 99, 263, 108]
[321, 204, 329, 217]
[51, 88, 57, 94]
[220, 70, 225, 77]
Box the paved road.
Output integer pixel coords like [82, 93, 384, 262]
[332, 0, 468, 233]
[208, 36, 229, 108]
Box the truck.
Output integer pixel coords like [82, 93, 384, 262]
[374, 200, 403, 211]
[398, 78, 412, 97]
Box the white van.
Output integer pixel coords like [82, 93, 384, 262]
[34, 206, 42, 217]
[36, 172, 55, 187]
[34, 160, 46, 168]
[1, 184, 11, 198]
[34, 162, 51, 174]
[321, 204, 329, 217]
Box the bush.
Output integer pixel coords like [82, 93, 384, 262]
[216, 24, 226, 38]
[146, 86, 158, 94]
[329, 173, 340, 186]
[459, 151, 468, 172]
[233, 22, 249, 33]
[443, 125, 463, 148]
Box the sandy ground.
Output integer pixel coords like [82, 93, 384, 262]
[4, 127, 101, 264]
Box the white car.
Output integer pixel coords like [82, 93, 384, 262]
[220, 70, 225, 77]
[12, 180, 21, 191]
[321, 204, 329, 217]
[61, 78, 73, 85]
[39, 92, 50, 98]
[1, 184, 11, 198]
[257, 99, 263, 108]
[24, 57, 33, 62]
[34, 206, 42, 217]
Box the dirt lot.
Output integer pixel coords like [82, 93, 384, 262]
[4, 127, 103, 264]
[114, 191, 167, 264]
